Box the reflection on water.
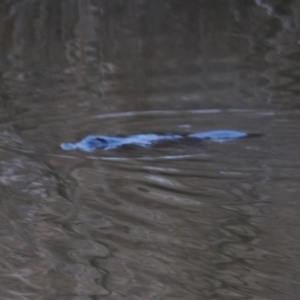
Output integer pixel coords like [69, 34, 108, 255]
[1, 0, 300, 116]
[0, 1, 300, 299]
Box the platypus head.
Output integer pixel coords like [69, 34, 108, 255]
[61, 135, 124, 152]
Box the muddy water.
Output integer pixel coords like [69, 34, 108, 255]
[0, 1, 300, 299]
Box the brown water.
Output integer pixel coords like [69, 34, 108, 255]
[0, 1, 300, 299]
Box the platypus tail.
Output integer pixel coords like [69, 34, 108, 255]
[246, 133, 262, 138]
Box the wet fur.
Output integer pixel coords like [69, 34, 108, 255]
[61, 130, 260, 152]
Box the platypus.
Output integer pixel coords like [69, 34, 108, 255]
[61, 130, 259, 152]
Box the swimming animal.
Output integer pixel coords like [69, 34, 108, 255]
[61, 130, 258, 152]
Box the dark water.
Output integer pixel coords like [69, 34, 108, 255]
[0, 1, 300, 299]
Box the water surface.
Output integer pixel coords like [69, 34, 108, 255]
[0, 1, 300, 299]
